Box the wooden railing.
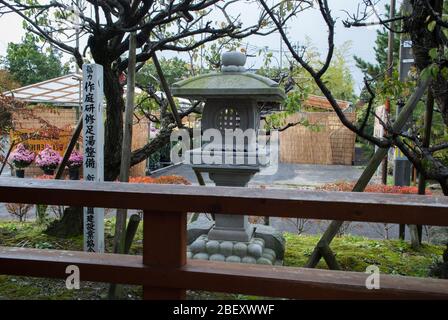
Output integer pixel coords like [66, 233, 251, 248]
[0, 178, 447, 299]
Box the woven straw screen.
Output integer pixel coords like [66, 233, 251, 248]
[279, 112, 356, 165]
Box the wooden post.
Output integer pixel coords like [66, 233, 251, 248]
[143, 210, 187, 299]
[108, 32, 137, 299]
[114, 32, 137, 254]
[381, 0, 396, 184]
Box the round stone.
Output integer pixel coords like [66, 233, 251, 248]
[226, 255, 242, 263]
[241, 256, 257, 264]
[262, 253, 274, 262]
[187, 251, 193, 259]
[247, 243, 263, 258]
[209, 254, 226, 262]
[190, 239, 206, 254]
[257, 257, 273, 265]
[193, 253, 209, 260]
[219, 241, 234, 256]
[263, 248, 277, 260]
[253, 238, 265, 247]
[233, 243, 248, 258]
[206, 240, 220, 255]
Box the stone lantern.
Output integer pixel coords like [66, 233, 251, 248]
[171, 52, 285, 265]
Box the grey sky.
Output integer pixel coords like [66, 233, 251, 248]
[0, 0, 398, 94]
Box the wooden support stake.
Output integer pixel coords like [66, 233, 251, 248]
[318, 243, 340, 270]
[124, 214, 140, 254]
[55, 116, 83, 180]
[108, 213, 141, 298]
[0, 141, 15, 176]
[152, 52, 183, 128]
[399, 224, 406, 240]
[414, 89, 435, 247]
[409, 225, 420, 250]
[189, 169, 216, 223]
[193, 169, 205, 186]
[189, 169, 205, 223]
[143, 210, 187, 299]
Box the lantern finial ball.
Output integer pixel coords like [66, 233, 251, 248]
[221, 51, 246, 72]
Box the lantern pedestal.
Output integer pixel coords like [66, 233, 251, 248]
[187, 219, 285, 265]
[187, 165, 284, 265]
[197, 165, 259, 242]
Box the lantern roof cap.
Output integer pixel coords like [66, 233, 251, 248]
[171, 52, 286, 102]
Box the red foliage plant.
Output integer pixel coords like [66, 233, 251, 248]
[129, 175, 191, 185]
[318, 181, 432, 195]
[34, 174, 54, 180]
[30, 175, 191, 185]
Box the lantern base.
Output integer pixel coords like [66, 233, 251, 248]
[187, 220, 286, 262]
[187, 234, 282, 266]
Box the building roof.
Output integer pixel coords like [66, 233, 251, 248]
[3, 74, 82, 107]
[2, 73, 143, 107]
[304, 94, 352, 112]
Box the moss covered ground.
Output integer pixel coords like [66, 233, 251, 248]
[0, 220, 444, 300]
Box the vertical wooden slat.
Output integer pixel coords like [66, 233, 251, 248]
[143, 210, 187, 300]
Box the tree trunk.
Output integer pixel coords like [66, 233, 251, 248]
[45, 206, 83, 238]
[406, 0, 448, 124]
[103, 65, 124, 181]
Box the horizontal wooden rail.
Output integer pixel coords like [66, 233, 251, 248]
[1, 246, 447, 299]
[0, 178, 447, 226]
[0, 178, 447, 299]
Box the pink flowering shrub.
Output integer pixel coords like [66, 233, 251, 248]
[149, 126, 160, 138]
[35, 145, 62, 171]
[67, 150, 83, 168]
[9, 143, 35, 168]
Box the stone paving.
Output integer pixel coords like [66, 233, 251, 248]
[152, 163, 368, 188]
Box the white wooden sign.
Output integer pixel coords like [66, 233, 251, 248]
[82, 64, 104, 253]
